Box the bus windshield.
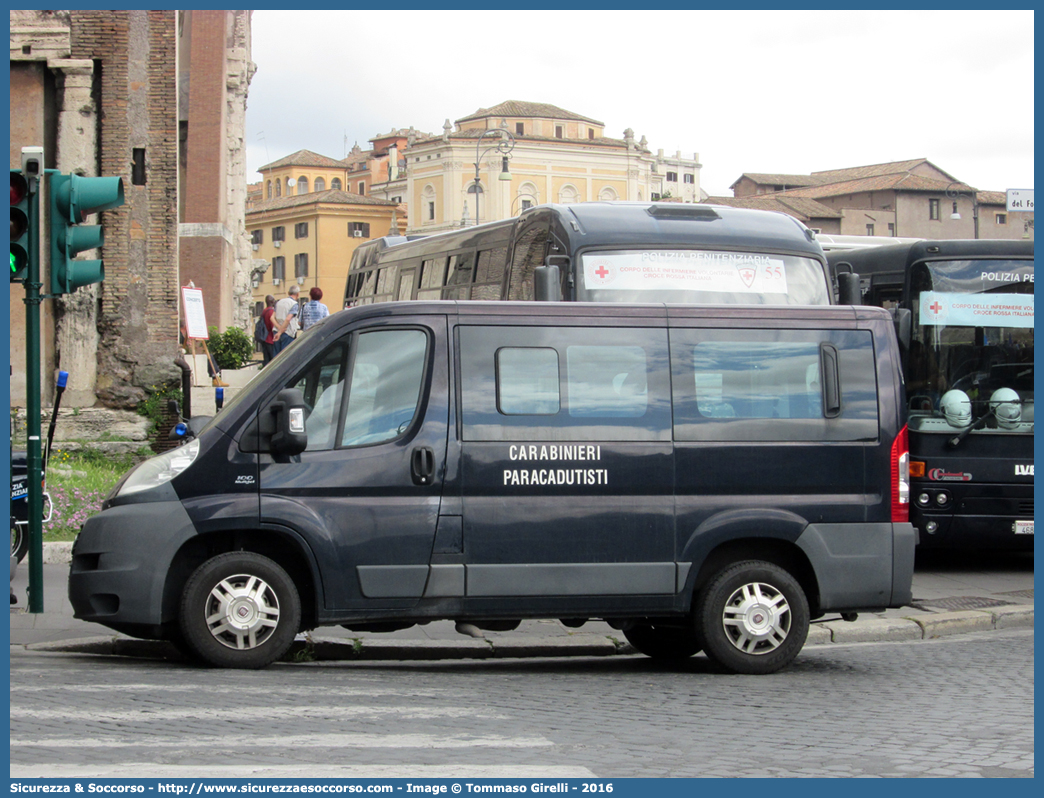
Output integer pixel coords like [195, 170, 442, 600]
[575, 249, 831, 305]
[908, 258, 1033, 433]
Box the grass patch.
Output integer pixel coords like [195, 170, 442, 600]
[43, 448, 142, 542]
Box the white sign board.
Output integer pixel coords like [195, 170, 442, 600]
[582, 251, 788, 294]
[920, 291, 1034, 329]
[1006, 189, 1034, 213]
[181, 286, 209, 340]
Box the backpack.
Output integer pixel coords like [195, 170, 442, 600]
[254, 315, 267, 344]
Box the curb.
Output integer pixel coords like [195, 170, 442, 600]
[16, 608, 1031, 663]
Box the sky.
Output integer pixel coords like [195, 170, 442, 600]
[245, 9, 1034, 197]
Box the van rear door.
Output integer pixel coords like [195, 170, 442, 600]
[257, 315, 450, 610]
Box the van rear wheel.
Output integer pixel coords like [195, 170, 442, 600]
[623, 624, 702, 660]
[695, 560, 809, 675]
[179, 552, 301, 669]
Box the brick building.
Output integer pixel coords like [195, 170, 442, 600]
[9, 10, 253, 409]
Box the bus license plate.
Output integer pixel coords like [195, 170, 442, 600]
[1014, 520, 1034, 535]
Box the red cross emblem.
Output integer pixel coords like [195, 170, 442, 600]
[590, 260, 614, 285]
[929, 301, 944, 315]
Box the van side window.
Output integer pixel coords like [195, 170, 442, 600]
[289, 344, 348, 452]
[288, 329, 428, 451]
[692, 342, 822, 420]
[567, 346, 649, 418]
[671, 329, 879, 442]
[497, 348, 560, 415]
[460, 326, 671, 441]
[341, 329, 428, 447]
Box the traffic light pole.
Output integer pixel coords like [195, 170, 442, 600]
[24, 172, 44, 613]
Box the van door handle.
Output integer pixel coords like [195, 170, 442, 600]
[411, 447, 435, 486]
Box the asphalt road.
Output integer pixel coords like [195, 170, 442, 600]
[10, 628, 1034, 779]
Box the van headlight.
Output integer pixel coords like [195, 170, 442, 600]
[117, 440, 200, 497]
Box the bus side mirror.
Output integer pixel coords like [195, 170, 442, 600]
[893, 308, 912, 354]
[837, 272, 862, 305]
[270, 388, 309, 457]
[533, 264, 561, 302]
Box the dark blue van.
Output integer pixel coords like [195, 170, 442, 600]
[69, 301, 915, 674]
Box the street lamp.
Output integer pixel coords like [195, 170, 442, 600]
[946, 181, 980, 238]
[467, 128, 515, 225]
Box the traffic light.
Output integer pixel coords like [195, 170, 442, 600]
[10, 170, 32, 283]
[47, 171, 124, 295]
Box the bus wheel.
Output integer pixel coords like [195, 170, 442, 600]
[695, 560, 808, 675]
[11, 523, 28, 563]
[179, 552, 301, 669]
[623, 624, 701, 660]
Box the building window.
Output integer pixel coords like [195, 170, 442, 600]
[331, 178, 342, 191]
[651, 192, 661, 201]
[588, 128, 595, 140]
[358, 182, 365, 195]
[888, 223, 895, 236]
[297, 177, 308, 194]
[866, 224, 875, 236]
[996, 213, 1007, 225]
[929, 198, 940, 220]
[666, 171, 678, 182]
[266, 181, 272, 199]
[294, 253, 309, 279]
[521, 199, 533, 211]
[272, 256, 285, 281]
[555, 125, 563, 139]
[516, 122, 525, 135]
[275, 180, 282, 198]
[314, 177, 325, 192]
[684, 174, 695, 184]
[428, 201, 435, 221]
[251, 229, 263, 245]
[295, 222, 308, 239]
[272, 226, 285, 242]
[349, 222, 371, 239]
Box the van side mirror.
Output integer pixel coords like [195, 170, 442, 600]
[533, 264, 561, 302]
[269, 388, 309, 457]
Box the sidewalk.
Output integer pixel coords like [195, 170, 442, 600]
[9, 548, 1033, 663]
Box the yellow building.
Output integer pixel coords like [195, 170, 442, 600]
[367, 100, 702, 234]
[246, 175, 403, 316]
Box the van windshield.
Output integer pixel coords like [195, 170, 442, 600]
[575, 249, 831, 305]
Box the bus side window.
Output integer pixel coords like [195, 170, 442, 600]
[473, 246, 508, 300]
[418, 257, 448, 300]
[506, 225, 550, 301]
[443, 252, 475, 300]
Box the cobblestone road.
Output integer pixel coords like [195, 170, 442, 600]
[10, 629, 1033, 778]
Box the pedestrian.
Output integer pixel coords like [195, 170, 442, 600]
[272, 284, 300, 354]
[260, 294, 277, 366]
[299, 286, 330, 331]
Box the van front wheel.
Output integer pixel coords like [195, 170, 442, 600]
[179, 552, 301, 669]
[695, 560, 809, 675]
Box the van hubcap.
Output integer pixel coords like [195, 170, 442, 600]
[721, 581, 791, 655]
[205, 574, 281, 650]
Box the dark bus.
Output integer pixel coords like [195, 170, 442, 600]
[344, 202, 834, 308]
[829, 239, 1034, 549]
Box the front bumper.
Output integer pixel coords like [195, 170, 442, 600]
[68, 500, 199, 638]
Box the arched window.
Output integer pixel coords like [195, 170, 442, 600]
[314, 177, 325, 192]
[275, 179, 281, 197]
[558, 185, 579, 204]
[297, 177, 308, 194]
[422, 185, 436, 224]
[331, 178, 342, 191]
[598, 187, 618, 202]
[266, 181, 272, 199]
